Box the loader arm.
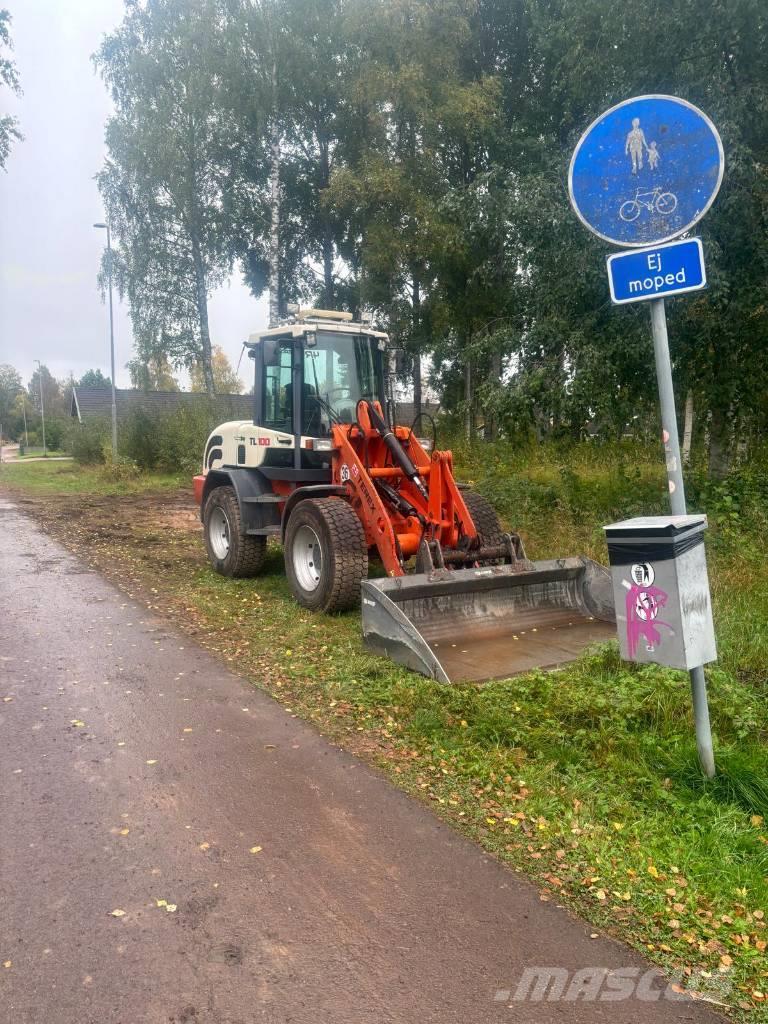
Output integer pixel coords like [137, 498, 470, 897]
[331, 402, 483, 577]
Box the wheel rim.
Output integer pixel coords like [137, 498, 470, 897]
[292, 524, 323, 592]
[209, 506, 231, 560]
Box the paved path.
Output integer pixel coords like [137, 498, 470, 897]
[0, 498, 723, 1024]
[0, 446, 72, 462]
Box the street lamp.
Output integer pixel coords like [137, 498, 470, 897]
[33, 358, 46, 457]
[94, 221, 118, 454]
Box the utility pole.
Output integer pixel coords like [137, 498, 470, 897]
[33, 359, 46, 457]
[94, 221, 118, 454]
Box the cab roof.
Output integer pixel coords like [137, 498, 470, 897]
[246, 309, 388, 346]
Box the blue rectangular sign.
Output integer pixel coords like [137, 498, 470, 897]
[607, 238, 706, 305]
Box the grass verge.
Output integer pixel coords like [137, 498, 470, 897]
[2, 453, 767, 1018]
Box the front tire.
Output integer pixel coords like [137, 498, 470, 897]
[284, 498, 368, 613]
[203, 485, 267, 578]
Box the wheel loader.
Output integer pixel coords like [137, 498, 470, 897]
[194, 309, 615, 682]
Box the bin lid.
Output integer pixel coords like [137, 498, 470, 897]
[604, 514, 707, 542]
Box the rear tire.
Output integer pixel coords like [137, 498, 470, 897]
[463, 490, 504, 548]
[284, 498, 368, 613]
[203, 485, 267, 578]
[415, 490, 505, 572]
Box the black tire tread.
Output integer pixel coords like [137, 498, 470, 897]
[203, 485, 267, 578]
[285, 498, 367, 613]
[463, 490, 504, 547]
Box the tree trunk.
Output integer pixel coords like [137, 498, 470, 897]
[682, 390, 694, 465]
[464, 356, 473, 441]
[268, 55, 281, 329]
[191, 233, 214, 396]
[411, 273, 421, 414]
[319, 137, 334, 308]
[487, 349, 502, 440]
[708, 405, 732, 479]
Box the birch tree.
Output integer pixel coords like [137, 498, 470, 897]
[0, 9, 21, 169]
[96, 0, 240, 393]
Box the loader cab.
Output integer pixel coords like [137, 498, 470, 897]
[250, 311, 388, 451]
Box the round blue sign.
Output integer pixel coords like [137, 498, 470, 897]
[568, 95, 724, 248]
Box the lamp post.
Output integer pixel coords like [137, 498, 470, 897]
[94, 221, 118, 454]
[33, 358, 46, 457]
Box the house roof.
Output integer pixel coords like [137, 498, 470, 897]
[70, 387, 253, 423]
[391, 401, 441, 430]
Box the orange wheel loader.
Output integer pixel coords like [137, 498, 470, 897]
[194, 310, 615, 682]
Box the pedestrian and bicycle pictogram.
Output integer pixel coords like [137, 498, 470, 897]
[568, 95, 724, 247]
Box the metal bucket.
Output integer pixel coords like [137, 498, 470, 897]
[361, 557, 616, 683]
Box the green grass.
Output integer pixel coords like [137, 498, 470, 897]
[16, 453, 68, 460]
[3, 446, 768, 1016]
[0, 459, 185, 496]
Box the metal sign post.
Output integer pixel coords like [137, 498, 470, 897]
[649, 297, 715, 776]
[569, 95, 724, 779]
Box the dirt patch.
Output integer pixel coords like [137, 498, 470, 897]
[8, 488, 199, 540]
[2, 487, 207, 594]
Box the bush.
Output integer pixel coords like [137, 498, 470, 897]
[70, 418, 110, 465]
[118, 400, 243, 474]
[44, 418, 67, 452]
[121, 408, 160, 470]
[98, 451, 141, 483]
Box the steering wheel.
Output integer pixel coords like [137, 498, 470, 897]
[324, 386, 352, 403]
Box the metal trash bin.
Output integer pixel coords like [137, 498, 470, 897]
[603, 515, 717, 670]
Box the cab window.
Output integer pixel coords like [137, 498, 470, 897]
[263, 340, 293, 432]
[302, 332, 380, 436]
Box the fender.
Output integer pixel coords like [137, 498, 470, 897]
[280, 485, 348, 541]
[201, 468, 281, 534]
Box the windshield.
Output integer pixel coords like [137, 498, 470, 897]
[302, 331, 380, 436]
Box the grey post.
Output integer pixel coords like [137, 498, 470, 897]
[649, 298, 715, 778]
[33, 358, 47, 458]
[94, 221, 118, 455]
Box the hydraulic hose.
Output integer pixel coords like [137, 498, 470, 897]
[364, 401, 429, 501]
[375, 479, 426, 525]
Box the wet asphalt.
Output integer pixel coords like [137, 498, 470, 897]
[0, 498, 724, 1024]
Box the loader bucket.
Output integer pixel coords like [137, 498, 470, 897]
[361, 557, 616, 683]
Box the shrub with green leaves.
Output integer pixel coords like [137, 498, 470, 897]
[69, 418, 110, 465]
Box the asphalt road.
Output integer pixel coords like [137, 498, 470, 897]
[0, 497, 723, 1024]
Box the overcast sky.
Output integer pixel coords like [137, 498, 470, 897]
[0, 0, 267, 392]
